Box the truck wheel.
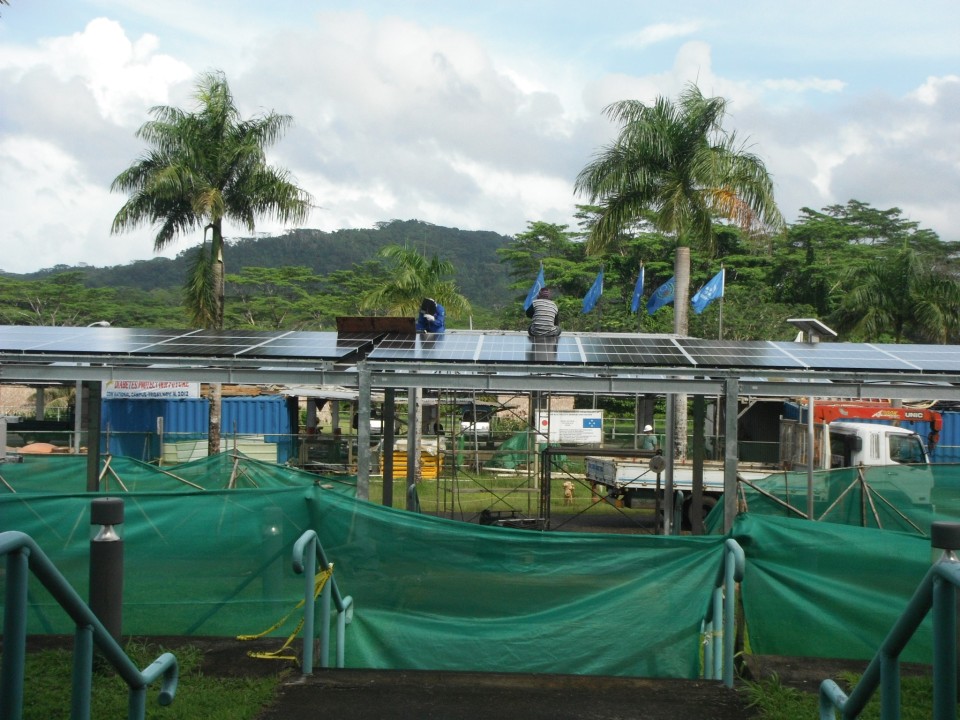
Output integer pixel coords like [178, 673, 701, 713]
[683, 496, 718, 530]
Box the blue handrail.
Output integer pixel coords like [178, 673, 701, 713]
[702, 538, 745, 688]
[0, 530, 178, 720]
[292, 530, 354, 674]
[819, 521, 960, 720]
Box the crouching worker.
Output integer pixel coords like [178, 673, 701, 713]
[416, 298, 446, 333]
[526, 287, 561, 337]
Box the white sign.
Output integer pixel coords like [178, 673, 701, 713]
[103, 380, 200, 399]
[535, 410, 603, 444]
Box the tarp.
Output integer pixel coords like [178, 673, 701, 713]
[733, 513, 933, 663]
[2, 478, 724, 678]
[4, 459, 959, 677]
[0, 452, 355, 494]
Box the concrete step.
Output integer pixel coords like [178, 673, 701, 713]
[254, 669, 750, 720]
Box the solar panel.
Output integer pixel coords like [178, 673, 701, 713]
[245, 332, 377, 360]
[4, 324, 960, 377]
[369, 332, 482, 362]
[772, 342, 921, 372]
[0, 326, 370, 362]
[0, 326, 185, 354]
[680, 339, 807, 369]
[476, 334, 584, 363]
[577, 335, 687, 365]
[867, 344, 960, 373]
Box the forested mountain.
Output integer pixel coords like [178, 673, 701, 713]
[11, 220, 514, 310]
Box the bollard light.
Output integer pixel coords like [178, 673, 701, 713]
[932, 521, 960, 564]
[90, 497, 125, 643]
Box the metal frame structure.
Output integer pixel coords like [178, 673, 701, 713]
[3, 325, 960, 532]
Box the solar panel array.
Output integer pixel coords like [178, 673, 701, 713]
[1, 325, 959, 375]
[0, 326, 377, 361]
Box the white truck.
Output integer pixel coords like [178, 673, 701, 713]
[587, 406, 938, 527]
[584, 454, 771, 528]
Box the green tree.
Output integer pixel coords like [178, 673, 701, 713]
[110, 70, 312, 329]
[360, 245, 471, 321]
[574, 84, 783, 333]
[110, 70, 312, 453]
[771, 201, 958, 326]
[574, 84, 783, 458]
[0, 272, 118, 327]
[835, 242, 960, 343]
[225, 266, 325, 329]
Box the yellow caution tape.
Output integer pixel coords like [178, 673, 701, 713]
[237, 564, 333, 663]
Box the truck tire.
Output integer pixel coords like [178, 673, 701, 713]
[683, 495, 718, 530]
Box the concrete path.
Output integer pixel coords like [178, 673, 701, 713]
[254, 668, 753, 720]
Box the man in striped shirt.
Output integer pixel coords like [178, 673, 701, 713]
[526, 287, 561, 337]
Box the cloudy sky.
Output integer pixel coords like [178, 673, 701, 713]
[1, 1, 958, 274]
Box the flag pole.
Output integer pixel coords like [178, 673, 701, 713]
[636, 263, 644, 333]
[718, 265, 724, 340]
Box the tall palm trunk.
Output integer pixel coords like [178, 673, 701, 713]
[208, 223, 225, 455]
[673, 246, 690, 460]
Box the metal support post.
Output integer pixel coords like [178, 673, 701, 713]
[723, 378, 739, 533]
[356, 363, 372, 500]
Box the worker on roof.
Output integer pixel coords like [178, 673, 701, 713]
[526, 287, 561, 337]
[416, 298, 446, 333]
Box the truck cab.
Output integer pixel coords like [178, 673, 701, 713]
[828, 422, 929, 468]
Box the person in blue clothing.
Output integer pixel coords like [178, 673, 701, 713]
[416, 298, 446, 333]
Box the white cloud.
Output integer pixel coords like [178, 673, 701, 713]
[3, 18, 192, 125]
[1, 4, 960, 275]
[616, 22, 702, 49]
[760, 78, 846, 95]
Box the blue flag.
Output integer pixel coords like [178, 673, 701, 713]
[691, 268, 725, 314]
[630, 266, 645, 313]
[647, 276, 675, 315]
[523, 264, 545, 311]
[582, 269, 603, 313]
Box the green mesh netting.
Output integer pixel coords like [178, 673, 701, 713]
[1, 464, 724, 678]
[733, 513, 933, 663]
[708, 463, 960, 535]
[3, 457, 958, 677]
[483, 431, 531, 470]
[306, 490, 720, 676]
[0, 452, 356, 495]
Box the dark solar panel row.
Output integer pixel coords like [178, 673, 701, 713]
[1, 325, 959, 374]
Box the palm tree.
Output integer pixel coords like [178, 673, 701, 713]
[360, 245, 471, 319]
[111, 70, 312, 453]
[111, 70, 312, 330]
[836, 242, 960, 343]
[575, 83, 783, 458]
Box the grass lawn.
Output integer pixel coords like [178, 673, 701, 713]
[11, 641, 282, 720]
[742, 672, 953, 719]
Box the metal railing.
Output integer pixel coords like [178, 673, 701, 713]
[702, 538, 745, 688]
[0, 530, 179, 720]
[292, 530, 354, 674]
[819, 521, 960, 719]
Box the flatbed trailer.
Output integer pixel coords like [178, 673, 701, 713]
[585, 455, 772, 526]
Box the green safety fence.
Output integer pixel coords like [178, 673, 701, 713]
[3, 456, 958, 677]
[732, 513, 933, 663]
[0, 452, 357, 494]
[709, 463, 960, 535]
[305, 489, 720, 677]
[0, 456, 724, 678]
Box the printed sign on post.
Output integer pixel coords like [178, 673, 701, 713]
[535, 410, 603, 444]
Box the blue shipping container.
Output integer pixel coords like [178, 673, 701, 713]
[101, 395, 296, 463]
